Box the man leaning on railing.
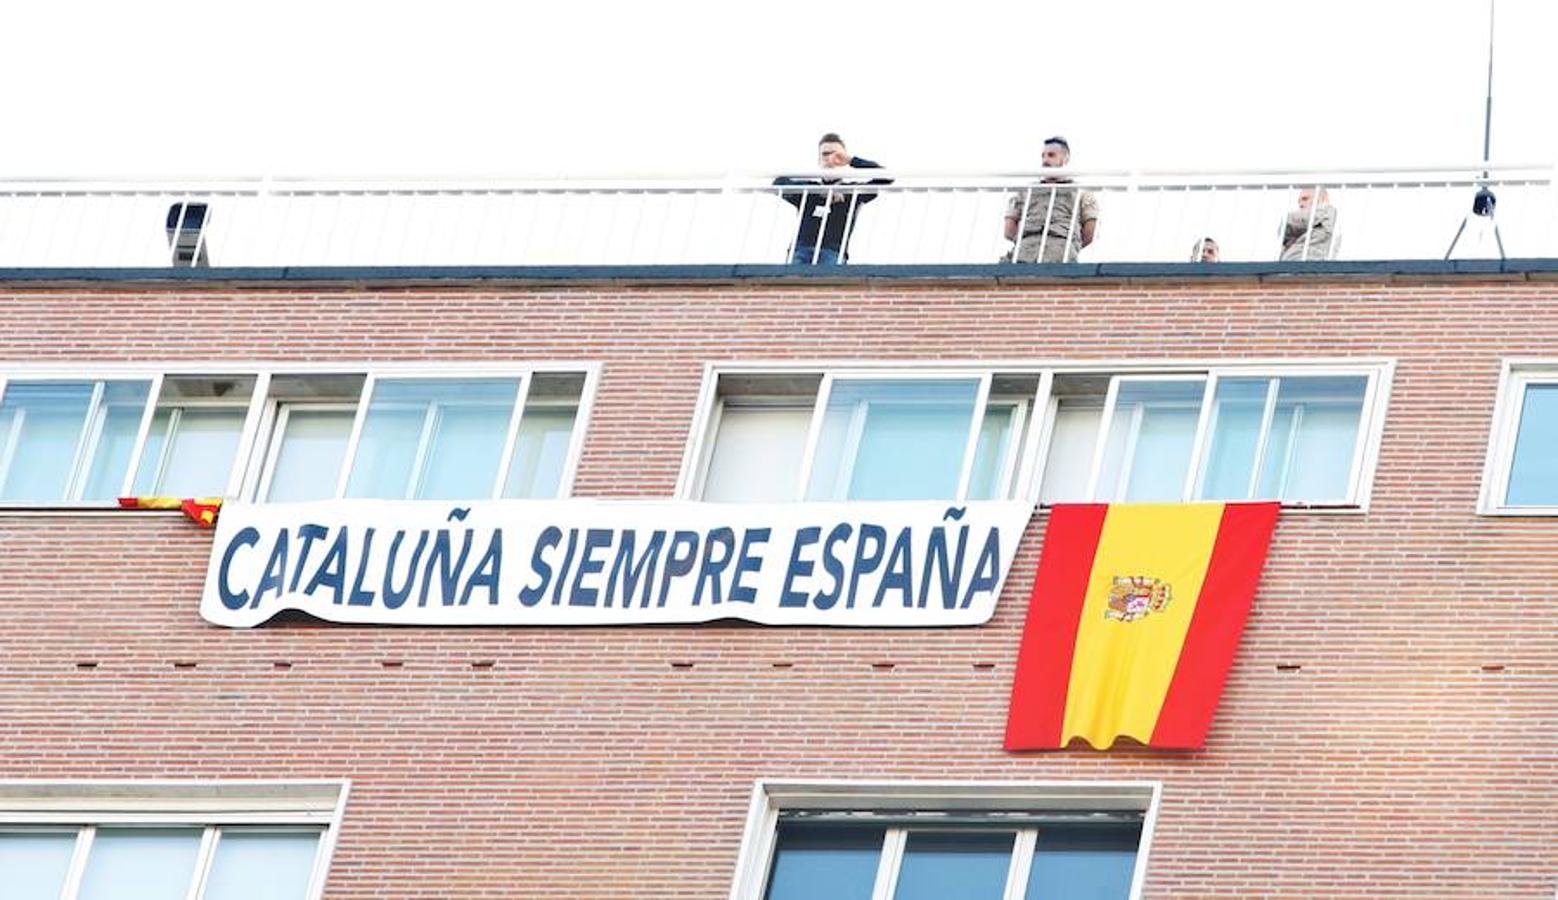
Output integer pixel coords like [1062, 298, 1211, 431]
[1002, 136, 1099, 263]
[774, 132, 892, 265]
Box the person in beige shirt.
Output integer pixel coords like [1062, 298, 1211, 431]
[1280, 188, 1337, 261]
[1003, 136, 1099, 263]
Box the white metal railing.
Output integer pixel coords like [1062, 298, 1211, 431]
[0, 164, 1553, 269]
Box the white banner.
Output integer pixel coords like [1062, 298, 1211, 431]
[200, 499, 1035, 628]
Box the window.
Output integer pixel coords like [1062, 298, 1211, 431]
[259, 405, 357, 503]
[684, 363, 1389, 508]
[502, 373, 587, 500]
[329, 370, 587, 501]
[698, 374, 822, 503]
[1026, 367, 1383, 506]
[1077, 372, 1373, 505]
[1198, 375, 1369, 502]
[1094, 377, 1207, 502]
[687, 371, 1038, 503]
[1036, 375, 1106, 505]
[730, 782, 1159, 900]
[1479, 362, 1558, 513]
[0, 365, 596, 507]
[247, 369, 590, 502]
[0, 373, 258, 504]
[130, 376, 258, 498]
[0, 781, 347, 900]
[344, 377, 521, 499]
[0, 379, 152, 503]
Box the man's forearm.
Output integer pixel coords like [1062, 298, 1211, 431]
[849, 157, 894, 187]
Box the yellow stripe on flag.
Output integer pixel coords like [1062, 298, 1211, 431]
[119, 496, 184, 510]
[1061, 503, 1225, 748]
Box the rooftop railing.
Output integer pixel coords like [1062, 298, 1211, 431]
[0, 163, 1553, 269]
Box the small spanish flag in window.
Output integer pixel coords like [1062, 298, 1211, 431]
[117, 497, 224, 528]
[1005, 502, 1279, 751]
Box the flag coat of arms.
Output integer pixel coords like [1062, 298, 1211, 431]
[1005, 502, 1280, 751]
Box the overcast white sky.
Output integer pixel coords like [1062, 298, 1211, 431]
[5, 0, 1556, 179]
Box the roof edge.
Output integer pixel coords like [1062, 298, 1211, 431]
[1, 258, 1555, 288]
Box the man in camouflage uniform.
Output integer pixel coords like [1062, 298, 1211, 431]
[1279, 187, 1337, 261]
[1003, 136, 1099, 263]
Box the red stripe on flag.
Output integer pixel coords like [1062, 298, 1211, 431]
[1149, 501, 1280, 749]
[1005, 503, 1110, 750]
[180, 498, 221, 528]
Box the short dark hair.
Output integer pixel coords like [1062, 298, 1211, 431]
[818, 133, 845, 147]
[1043, 136, 1070, 151]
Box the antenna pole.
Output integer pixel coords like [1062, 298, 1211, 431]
[1482, 0, 1495, 171]
[1446, 0, 1505, 261]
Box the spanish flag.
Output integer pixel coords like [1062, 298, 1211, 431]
[1005, 502, 1279, 751]
[117, 497, 224, 528]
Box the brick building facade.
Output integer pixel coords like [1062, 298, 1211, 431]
[2, 270, 1555, 898]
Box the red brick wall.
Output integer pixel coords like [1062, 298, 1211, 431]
[1, 276, 1554, 898]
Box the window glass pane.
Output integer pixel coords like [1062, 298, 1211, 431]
[265, 408, 354, 502]
[503, 405, 578, 499]
[77, 827, 202, 900]
[1096, 380, 1205, 501]
[893, 831, 1014, 900]
[345, 378, 519, 500]
[966, 403, 1018, 501]
[1198, 377, 1271, 500]
[764, 823, 883, 900]
[0, 831, 78, 900]
[133, 408, 171, 494]
[79, 383, 154, 501]
[203, 830, 322, 900]
[1506, 383, 1558, 506]
[1256, 376, 1366, 502]
[1039, 402, 1101, 504]
[1024, 823, 1140, 900]
[162, 409, 246, 497]
[0, 382, 93, 501]
[420, 403, 514, 499]
[342, 405, 422, 499]
[806, 378, 980, 501]
[133, 408, 246, 497]
[702, 406, 811, 502]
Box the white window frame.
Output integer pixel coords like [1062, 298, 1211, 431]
[502, 392, 592, 500]
[1085, 373, 1210, 503]
[0, 779, 349, 900]
[974, 394, 1034, 502]
[680, 366, 1036, 504]
[0, 362, 600, 510]
[333, 370, 535, 500]
[1084, 365, 1389, 507]
[679, 360, 1392, 511]
[132, 389, 263, 499]
[795, 370, 994, 502]
[249, 401, 360, 503]
[0, 374, 163, 505]
[687, 394, 816, 501]
[1478, 359, 1558, 515]
[726, 780, 1162, 900]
